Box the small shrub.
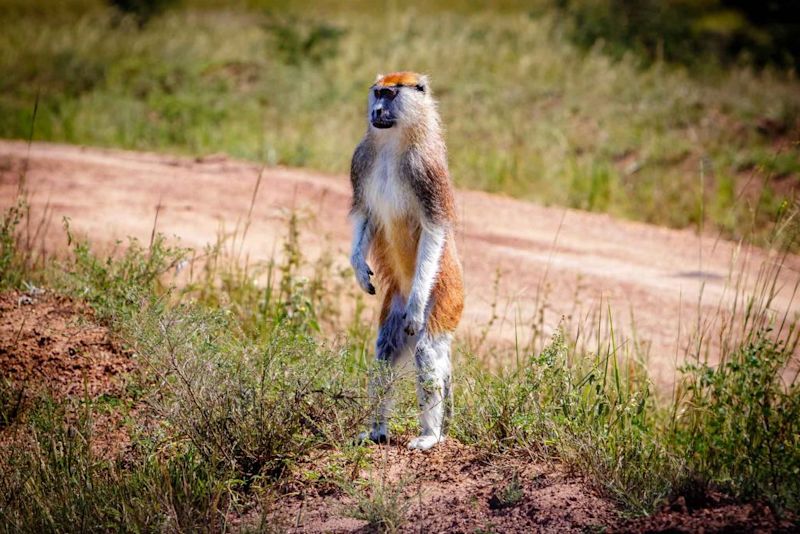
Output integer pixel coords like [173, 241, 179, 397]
[261, 15, 346, 66]
[343, 475, 414, 533]
[108, 0, 177, 25]
[455, 327, 680, 513]
[677, 330, 800, 510]
[130, 298, 366, 483]
[488, 474, 524, 509]
[61, 221, 186, 322]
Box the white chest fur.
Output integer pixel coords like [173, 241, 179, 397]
[363, 137, 418, 227]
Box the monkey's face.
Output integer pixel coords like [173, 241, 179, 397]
[370, 86, 400, 129]
[368, 72, 429, 131]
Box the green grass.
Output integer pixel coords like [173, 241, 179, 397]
[1, 194, 799, 530]
[1, 0, 798, 244]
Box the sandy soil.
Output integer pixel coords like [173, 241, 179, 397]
[1, 140, 798, 388]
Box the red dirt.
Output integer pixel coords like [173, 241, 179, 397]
[0, 289, 135, 459]
[1, 141, 798, 389]
[269, 438, 619, 533]
[0, 289, 133, 399]
[267, 439, 797, 533]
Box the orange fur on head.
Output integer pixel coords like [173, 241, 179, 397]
[375, 71, 422, 87]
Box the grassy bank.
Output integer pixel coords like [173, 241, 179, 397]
[0, 0, 798, 244]
[1, 196, 798, 530]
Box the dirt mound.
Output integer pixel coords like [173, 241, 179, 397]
[0, 289, 137, 459]
[272, 439, 799, 533]
[271, 438, 618, 533]
[618, 493, 797, 533]
[0, 290, 133, 399]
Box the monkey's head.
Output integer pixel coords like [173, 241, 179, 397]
[368, 71, 431, 131]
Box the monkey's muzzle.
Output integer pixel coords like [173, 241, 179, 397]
[371, 109, 396, 129]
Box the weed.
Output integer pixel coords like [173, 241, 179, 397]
[60, 220, 186, 322]
[677, 330, 800, 511]
[455, 325, 680, 513]
[488, 473, 524, 509]
[342, 474, 415, 533]
[0, 202, 25, 289]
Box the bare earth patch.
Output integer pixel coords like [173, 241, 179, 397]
[270, 438, 618, 533]
[269, 440, 797, 533]
[0, 289, 135, 458]
[0, 290, 134, 398]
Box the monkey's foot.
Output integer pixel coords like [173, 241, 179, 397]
[357, 430, 389, 445]
[407, 434, 444, 451]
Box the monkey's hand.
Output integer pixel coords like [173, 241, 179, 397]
[402, 303, 425, 337]
[350, 254, 376, 295]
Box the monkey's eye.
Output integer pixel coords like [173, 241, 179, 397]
[375, 87, 397, 100]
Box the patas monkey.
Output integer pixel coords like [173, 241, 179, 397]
[350, 72, 464, 451]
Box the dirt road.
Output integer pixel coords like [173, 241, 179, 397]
[1, 140, 797, 387]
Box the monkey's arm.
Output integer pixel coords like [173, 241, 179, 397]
[350, 210, 375, 295]
[404, 224, 446, 336]
[401, 145, 454, 336]
[350, 139, 376, 295]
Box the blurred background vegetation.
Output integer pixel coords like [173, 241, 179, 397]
[0, 0, 797, 243]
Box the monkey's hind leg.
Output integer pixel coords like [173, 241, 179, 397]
[408, 331, 452, 451]
[359, 294, 412, 445]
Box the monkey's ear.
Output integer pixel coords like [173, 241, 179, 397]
[415, 75, 429, 93]
[374, 73, 384, 84]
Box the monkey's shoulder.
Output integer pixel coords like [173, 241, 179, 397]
[350, 139, 375, 182]
[400, 144, 456, 224]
